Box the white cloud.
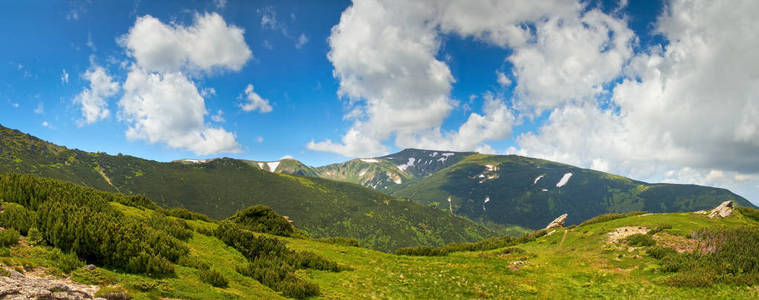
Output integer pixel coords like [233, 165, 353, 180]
[11, 103, 19, 108]
[211, 109, 225, 123]
[34, 102, 44, 114]
[280, 155, 294, 160]
[115, 12, 254, 155]
[73, 64, 119, 125]
[496, 71, 511, 87]
[239, 84, 272, 113]
[42, 121, 49, 128]
[118, 67, 239, 155]
[256, 136, 264, 143]
[214, 0, 227, 9]
[512, 0, 759, 203]
[309, 0, 604, 157]
[61, 69, 69, 84]
[295, 33, 309, 49]
[120, 12, 252, 73]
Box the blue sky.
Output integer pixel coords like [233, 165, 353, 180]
[1, 0, 758, 203]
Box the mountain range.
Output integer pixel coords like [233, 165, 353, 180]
[0, 123, 753, 244]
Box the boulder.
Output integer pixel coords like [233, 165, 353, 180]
[544, 214, 568, 230]
[707, 201, 734, 219]
[0, 267, 98, 299]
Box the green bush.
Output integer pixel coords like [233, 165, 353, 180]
[25, 227, 43, 245]
[227, 205, 294, 237]
[623, 234, 656, 247]
[47, 248, 84, 274]
[578, 211, 646, 227]
[396, 230, 548, 257]
[646, 246, 677, 259]
[315, 237, 361, 247]
[0, 229, 20, 247]
[648, 224, 672, 236]
[145, 212, 193, 241]
[160, 207, 214, 222]
[651, 226, 759, 287]
[0, 202, 37, 234]
[177, 255, 209, 270]
[200, 269, 228, 288]
[736, 207, 759, 222]
[237, 259, 319, 299]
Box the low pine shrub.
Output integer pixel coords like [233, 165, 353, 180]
[0, 229, 20, 247]
[227, 205, 294, 237]
[200, 269, 228, 288]
[177, 255, 209, 270]
[646, 246, 677, 259]
[26, 227, 44, 245]
[47, 248, 84, 274]
[395, 246, 449, 256]
[0, 202, 36, 234]
[315, 237, 361, 247]
[623, 234, 656, 247]
[648, 224, 672, 236]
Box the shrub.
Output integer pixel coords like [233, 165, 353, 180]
[646, 246, 677, 259]
[0, 202, 37, 234]
[26, 227, 44, 245]
[578, 211, 646, 227]
[648, 224, 672, 236]
[47, 248, 84, 274]
[227, 205, 294, 237]
[0, 229, 20, 247]
[145, 213, 193, 240]
[736, 207, 759, 222]
[237, 259, 319, 299]
[200, 269, 228, 288]
[177, 255, 209, 270]
[315, 237, 361, 247]
[160, 207, 214, 222]
[623, 234, 656, 247]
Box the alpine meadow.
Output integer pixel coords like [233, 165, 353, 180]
[1, 0, 759, 299]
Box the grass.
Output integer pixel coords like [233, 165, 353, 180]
[3, 201, 759, 299]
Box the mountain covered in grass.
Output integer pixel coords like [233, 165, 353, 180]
[268, 148, 753, 231]
[0, 124, 494, 251]
[2, 173, 759, 299]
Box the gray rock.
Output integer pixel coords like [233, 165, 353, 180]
[544, 213, 568, 230]
[83, 264, 97, 270]
[708, 200, 734, 219]
[0, 268, 97, 299]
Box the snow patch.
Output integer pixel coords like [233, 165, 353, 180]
[556, 173, 573, 187]
[533, 174, 544, 185]
[393, 177, 402, 184]
[360, 158, 379, 163]
[267, 161, 280, 172]
[358, 169, 367, 177]
[542, 188, 548, 192]
[442, 153, 454, 157]
[397, 157, 416, 171]
[484, 196, 490, 203]
[257, 162, 264, 169]
[430, 152, 438, 157]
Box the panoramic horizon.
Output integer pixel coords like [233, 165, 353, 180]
[1, 0, 758, 203]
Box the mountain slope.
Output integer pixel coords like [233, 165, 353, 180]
[4, 175, 759, 299]
[0, 124, 494, 251]
[393, 153, 754, 229]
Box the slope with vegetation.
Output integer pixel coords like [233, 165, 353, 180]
[0, 124, 496, 251]
[2, 174, 758, 299]
[392, 153, 754, 229]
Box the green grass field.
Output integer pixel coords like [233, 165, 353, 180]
[3, 202, 758, 299]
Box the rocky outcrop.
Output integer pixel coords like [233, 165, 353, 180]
[0, 267, 101, 299]
[708, 200, 734, 219]
[544, 214, 567, 230]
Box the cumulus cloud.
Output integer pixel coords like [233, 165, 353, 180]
[119, 67, 239, 155]
[310, 0, 624, 157]
[239, 84, 272, 113]
[295, 33, 308, 49]
[496, 71, 511, 87]
[116, 12, 252, 155]
[512, 0, 759, 202]
[73, 64, 119, 125]
[120, 12, 251, 73]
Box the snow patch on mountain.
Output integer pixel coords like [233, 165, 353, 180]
[359, 169, 367, 177]
[534, 174, 544, 184]
[556, 173, 573, 187]
[267, 161, 280, 172]
[430, 152, 438, 157]
[257, 162, 264, 169]
[397, 157, 416, 171]
[360, 158, 379, 163]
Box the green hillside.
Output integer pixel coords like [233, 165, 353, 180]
[0, 124, 494, 251]
[2, 173, 758, 299]
[394, 154, 754, 229]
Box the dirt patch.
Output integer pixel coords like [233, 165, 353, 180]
[607, 226, 650, 243]
[652, 232, 700, 253]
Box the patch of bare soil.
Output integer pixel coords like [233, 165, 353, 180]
[607, 226, 650, 244]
